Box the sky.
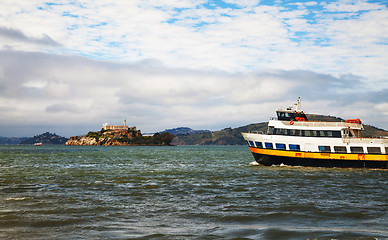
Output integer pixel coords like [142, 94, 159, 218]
[0, 0, 387, 137]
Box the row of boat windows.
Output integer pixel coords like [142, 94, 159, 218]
[269, 128, 342, 138]
[247, 141, 387, 154]
[318, 146, 386, 154]
[248, 141, 299, 150]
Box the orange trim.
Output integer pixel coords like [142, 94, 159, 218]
[346, 118, 362, 124]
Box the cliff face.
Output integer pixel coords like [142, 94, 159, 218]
[66, 129, 174, 146]
[66, 137, 99, 146]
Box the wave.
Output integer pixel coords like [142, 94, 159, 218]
[5, 197, 29, 201]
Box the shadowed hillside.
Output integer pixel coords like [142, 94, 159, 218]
[172, 123, 268, 145]
[20, 132, 69, 145]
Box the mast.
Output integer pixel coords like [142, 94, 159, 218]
[295, 97, 302, 112]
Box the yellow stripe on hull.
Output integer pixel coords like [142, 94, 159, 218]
[249, 147, 388, 162]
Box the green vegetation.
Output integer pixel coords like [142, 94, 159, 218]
[80, 129, 175, 146]
[20, 132, 69, 145]
[172, 123, 268, 145]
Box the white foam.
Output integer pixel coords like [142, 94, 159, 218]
[5, 197, 28, 201]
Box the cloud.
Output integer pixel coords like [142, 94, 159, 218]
[1, 0, 387, 81]
[0, 49, 387, 138]
[0, 26, 61, 47]
[0, 1, 387, 137]
[46, 103, 84, 113]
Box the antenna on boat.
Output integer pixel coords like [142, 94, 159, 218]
[295, 97, 302, 112]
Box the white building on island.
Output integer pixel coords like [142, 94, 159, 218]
[102, 119, 134, 131]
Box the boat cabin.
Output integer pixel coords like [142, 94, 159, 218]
[276, 110, 308, 121]
[276, 97, 308, 121]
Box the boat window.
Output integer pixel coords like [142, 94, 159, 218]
[267, 126, 274, 134]
[255, 142, 263, 148]
[318, 146, 331, 153]
[367, 147, 381, 154]
[273, 128, 291, 136]
[249, 141, 254, 147]
[275, 143, 286, 150]
[289, 144, 300, 151]
[386, 147, 388, 154]
[272, 129, 341, 138]
[350, 146, 364, 153]
[265, 142, 273, 149]
[332, 131, 341, 138]
[334, 146, 347, 153]
[279, 128, 287, 135]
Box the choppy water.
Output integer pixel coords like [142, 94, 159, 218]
[0, 145, 387, 240]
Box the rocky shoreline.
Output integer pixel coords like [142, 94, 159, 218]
[65, 128, 174, 146]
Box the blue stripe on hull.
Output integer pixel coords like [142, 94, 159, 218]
[252, 152, 388, 169]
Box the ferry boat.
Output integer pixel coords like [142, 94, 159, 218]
[242, 98, 388, 168]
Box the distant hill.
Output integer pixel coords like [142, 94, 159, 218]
[172, 123, 268, 145]
[172, 115, 388, 145]
[20, 132, 69, 145]
[307, 114, 388, 137]
[0, 137, 29, 145]
[161, 127, 210, 135]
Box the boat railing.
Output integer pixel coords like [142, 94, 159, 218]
[342, 137, 388, 144]
[282, 121, 363, 129]
[247, 131, 265, 134]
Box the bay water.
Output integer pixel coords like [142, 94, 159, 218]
[0, 145, 387, 239]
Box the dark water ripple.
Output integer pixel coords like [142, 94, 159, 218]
[0, 145, 387, 239]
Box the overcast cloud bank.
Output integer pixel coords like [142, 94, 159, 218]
[0, 0, 387, 137]
[1, 50, 387, 137]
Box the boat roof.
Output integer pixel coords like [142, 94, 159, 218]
[269, 119, 363, 130]
[272, 98, 363, 130]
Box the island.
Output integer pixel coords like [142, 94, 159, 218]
[66, 121, 174, 146]
[21, 132, 69, 145]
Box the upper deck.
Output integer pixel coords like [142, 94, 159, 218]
[269, 119, 364, 131]
[271, 98, 364, 131]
